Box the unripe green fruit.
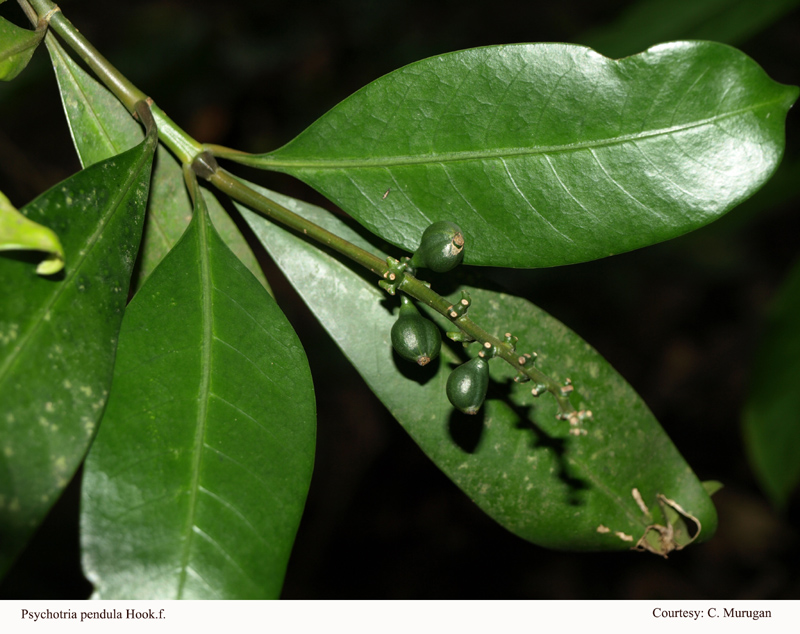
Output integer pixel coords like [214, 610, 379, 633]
[446, 357, 489, 415]
[411, 221, 465, 273]
[391, 296, 441, 366]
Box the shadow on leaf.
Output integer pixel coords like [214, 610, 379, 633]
[391, 348, 440, 386]
[448, 407, 485, 453]
[501, 379, 590, 505]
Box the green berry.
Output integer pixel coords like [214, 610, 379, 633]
[446, 357, 489, 415]
[391, 295, 441, 366]
[410, 221, 465, 273]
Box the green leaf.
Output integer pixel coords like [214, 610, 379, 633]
[0, 189, 64, 274]
[242, 42, 797, 268]
[80, 183, 315, 599]
[235, 181, 716, 555]
[0, 125, 157, 577]
[45, 36, 270, 294]
[582, 0, 800, 59]
[742, 259, 800, 510]
[0, 16, 44, 81]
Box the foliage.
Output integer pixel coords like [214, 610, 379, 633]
[0, 0, 798, 599]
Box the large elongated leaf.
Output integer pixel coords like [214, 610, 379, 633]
[0, 126, 156, 576]
[242, 42, 797, 268]
[45, 36, 270, 293]
[235, 183, 716, 555]
[742, 259, 800, 510]
[81, 187, 315, 598]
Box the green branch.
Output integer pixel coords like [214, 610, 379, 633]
[24, 0, 584, 427]
[209, 169, 584, 427]
[23, 0, 202, 164]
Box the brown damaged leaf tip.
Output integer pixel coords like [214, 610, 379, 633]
[633, 494, 702, 558]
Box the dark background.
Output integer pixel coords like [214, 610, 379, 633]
[1, 0, 799, 599]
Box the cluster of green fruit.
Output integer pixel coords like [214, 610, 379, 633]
[390, 221, 489, 415]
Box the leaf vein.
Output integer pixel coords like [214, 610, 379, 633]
[202, 443, 282, 502]
[501, 157, 573, 242]
[208, 391, 287, 451]
[198, 485, 271, 548]
[192, 525, 258, 585]
[211, 336, 280, 390]
[589, 149, 667, 221]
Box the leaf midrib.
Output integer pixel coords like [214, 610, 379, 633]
[176, 208, 213, 599]
[259, 98, 785, 170]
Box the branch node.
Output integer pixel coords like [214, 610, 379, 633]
[531, 383, 547, 397]
[446, 291, 471, 320]
[378, 257, 408, 294]
[191, 151, 220, 180]
[477, 340, 497, 359]
[446, 331, 474, 343]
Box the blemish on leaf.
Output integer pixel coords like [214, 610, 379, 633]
[0, 323, 20, 345]
[632, 487, 650, 515]
[596, 525, 610, 534]
[615, 531, 634, 542]
[79, 385, 93, 397]
[635, 494, 703, 557]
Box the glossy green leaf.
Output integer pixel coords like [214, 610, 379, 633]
[742, 259, 800, 510]
[0, 127, 156, 576]
[243, 42, 797, 268]
[235, 182, 716, 555]
[81, 184, 315, 599]
[0, 189, 64, 274]
[45, 36, 270, 294]
[582, 0, 800, 59]
[0, 16, 44, 81]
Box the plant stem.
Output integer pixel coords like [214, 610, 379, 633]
[23, 0, 204, 164]
[209, 170, 389, 277]
[26, 0, 145, 111]
[398, 276, 576, 416]
[27, 0, 580, 423]
[210, 170, 578, 420]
